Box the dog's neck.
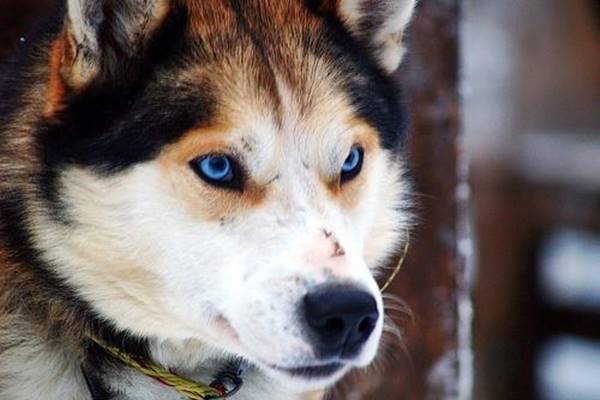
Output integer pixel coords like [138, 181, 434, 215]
[83, 341, 250, 400]
[0, 309, 302, 400]
[83, 335, 246, 399]
[0, 244, 307, 400]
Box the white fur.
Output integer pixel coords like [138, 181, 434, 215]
[337, 0, 417, 72]
[374, 0, 417, 72]
[67, 0, 102, 54]
[0, 317, 90, 400]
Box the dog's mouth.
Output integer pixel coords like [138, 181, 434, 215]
[271, 362, 344, 379]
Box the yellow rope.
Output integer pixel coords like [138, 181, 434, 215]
[380, 229, 410, 293]
[89, 336, 223, 400]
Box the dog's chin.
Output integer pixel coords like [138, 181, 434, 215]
[258, 361, 351, 392]
[232, 330, 382, 392]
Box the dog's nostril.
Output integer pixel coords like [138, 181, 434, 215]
[358, 316, 376, 334]
[323, 317, 345, 336]
[303, 285, 379, 359]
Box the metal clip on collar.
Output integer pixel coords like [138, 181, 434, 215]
[208, 360, 249, 399]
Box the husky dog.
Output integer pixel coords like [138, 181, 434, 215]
[0, 0, 415, 399]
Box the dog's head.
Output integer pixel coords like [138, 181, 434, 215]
[32, 0, 414, 392]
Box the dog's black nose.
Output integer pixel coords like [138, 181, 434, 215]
[303, 285, 379, 359]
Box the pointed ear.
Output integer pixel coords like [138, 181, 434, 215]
[56, 0, 170, 90]
[321, 0, 416, 73]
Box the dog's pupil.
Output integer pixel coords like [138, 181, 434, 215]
[203, 156, 231, 180]
[210, 158, 227, 173]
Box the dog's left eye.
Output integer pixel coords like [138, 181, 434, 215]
[190, 154, 241, 189]
[341, 146, 364, 183]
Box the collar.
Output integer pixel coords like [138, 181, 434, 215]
[86, 336, 248, 400]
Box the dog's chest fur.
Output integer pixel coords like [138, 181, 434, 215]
[0, 317, 308, 400]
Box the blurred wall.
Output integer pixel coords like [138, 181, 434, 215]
[463, 1, 600, 399]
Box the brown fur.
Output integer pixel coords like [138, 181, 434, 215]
[0, 248, 86, 353]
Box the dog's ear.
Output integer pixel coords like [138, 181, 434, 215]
[318, 0, 416, 73]
[54, 0, 170, 90]
[45, 0, 170, 115]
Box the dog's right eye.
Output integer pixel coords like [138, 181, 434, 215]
[190, 155, 242, 190]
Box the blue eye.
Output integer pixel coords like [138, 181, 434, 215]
[341, 146, 364, 182]
[191, 154, 241, 189]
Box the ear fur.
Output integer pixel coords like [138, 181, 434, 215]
[55, 0, 170, 90]
[322, 0, 416, 73]
[44, 0, 170, 117]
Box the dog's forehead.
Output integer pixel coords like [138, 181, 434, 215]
[169, 0, 383, 145]
[184, 0, 323, 43]
[40, 0, 402, 174]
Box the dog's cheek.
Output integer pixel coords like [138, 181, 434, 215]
[27, 166, 211, 338]
[356, 152, 412, 271]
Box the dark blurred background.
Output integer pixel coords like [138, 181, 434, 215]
[1, 1, 599, 399]
[464, 1, 600, 400]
